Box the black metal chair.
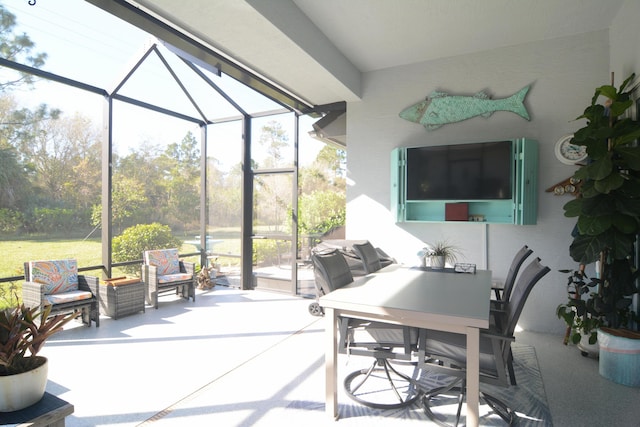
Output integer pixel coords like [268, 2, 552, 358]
[490, 245, 533, 385]
[417, 257, 550, 426]
[312, 249, 420, 409]
[492, 245, 533, 303]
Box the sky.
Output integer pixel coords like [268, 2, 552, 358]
[3, 0, 324, 167]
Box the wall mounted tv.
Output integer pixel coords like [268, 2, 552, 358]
[405, 141, 513, 201]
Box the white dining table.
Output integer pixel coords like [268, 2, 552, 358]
[319, 263, 492, 426]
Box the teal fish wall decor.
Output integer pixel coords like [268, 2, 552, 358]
[399, 85, 531, 130]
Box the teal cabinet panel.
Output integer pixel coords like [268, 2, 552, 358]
[391, 138, 537, 225]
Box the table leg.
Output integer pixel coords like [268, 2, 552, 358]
[466, 326, 480, 427]
[325, 307, 339, 420]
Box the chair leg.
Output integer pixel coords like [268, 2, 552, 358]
[507, 360, 517, 386]
[343, 358, 421, 410]
[421, 377, 517, 427]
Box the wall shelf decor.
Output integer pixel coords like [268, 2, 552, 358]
[398, 86, 531, 130]
[391, 138, 538, 224]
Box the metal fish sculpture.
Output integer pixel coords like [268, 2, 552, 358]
[399, 85, 531, 130]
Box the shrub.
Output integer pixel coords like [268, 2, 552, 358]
[0, 209, 23, 233]
[112, 223, 182, 275]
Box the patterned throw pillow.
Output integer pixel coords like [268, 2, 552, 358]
[29, 259, 79, 295]
[144, 249, 180, 275]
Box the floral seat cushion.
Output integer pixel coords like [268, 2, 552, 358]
[157, 273, 193, 284]
[28, 259, 79, 295]
[144, 249, 180, 275]
[45, 290, 93, 305]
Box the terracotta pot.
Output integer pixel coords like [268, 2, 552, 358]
[0, 356, 48, 412]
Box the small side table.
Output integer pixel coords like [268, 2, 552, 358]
[1, 392, 73, 427]
[99, 279, 145, 319]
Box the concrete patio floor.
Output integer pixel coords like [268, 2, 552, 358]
[15, 284, 640, 426]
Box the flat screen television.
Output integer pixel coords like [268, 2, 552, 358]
[406, 141, 513, 200]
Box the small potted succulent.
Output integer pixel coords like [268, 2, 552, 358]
[0, 302, 77, 411]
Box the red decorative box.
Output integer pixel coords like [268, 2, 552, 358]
[445, 203, 469, 221]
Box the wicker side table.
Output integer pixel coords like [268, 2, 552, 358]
[99, 279, 145, 319]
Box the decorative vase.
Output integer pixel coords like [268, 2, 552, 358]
[430, 255, 445, 269]
[597, 328, 640, 387]
[0, 356, 48, 412]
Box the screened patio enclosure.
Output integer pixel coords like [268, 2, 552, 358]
[0, 1, 345, 297]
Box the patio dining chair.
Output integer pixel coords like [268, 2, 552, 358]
[141, 248, 196, 309]
[490, 244, 533, 385]
[23, 259, 100, 327]
[417, 257, 550, 426]
[491, 245, 533, 303]
[312, 249, 420, 410]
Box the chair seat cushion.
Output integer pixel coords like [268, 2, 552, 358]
[158, 273, 193, 284]
[29, 259, 78, 295]
[45, 290, 93, 305]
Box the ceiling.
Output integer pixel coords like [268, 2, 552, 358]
[93, 0, 624, 108]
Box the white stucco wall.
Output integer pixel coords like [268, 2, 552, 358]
[344, 30, 611, 334]
[610, 0, 640, 84]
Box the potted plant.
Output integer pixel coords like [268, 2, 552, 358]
[418, 240, 462, 269]
[562, 73, 640, 384]
[0, 302, 77, 411]
[556, 267, 603, 356]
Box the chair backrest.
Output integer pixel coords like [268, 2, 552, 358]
[311, 249, 354, 294]
[501, 245, 533, 302]
[352, 241, 382, 274]
[25, 259, 79, 295]
[503, 257, 550, 336]
[144, 248, 180, 275]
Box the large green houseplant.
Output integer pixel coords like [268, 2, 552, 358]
[559, 73, 640, 343]
[0, 302, 77, 411]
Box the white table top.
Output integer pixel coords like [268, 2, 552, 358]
[319, 264, 491, 330]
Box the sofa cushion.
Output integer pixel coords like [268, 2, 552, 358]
[29, 259, 79, 295]
[157, 273, 193, 284]
[144, 249, 180, 275]
[45, 289, 93, 305]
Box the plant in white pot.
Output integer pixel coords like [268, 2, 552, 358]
[419, 240, 462, 269]
[556, 267, 603, 357]
[0, 303, 77, 411]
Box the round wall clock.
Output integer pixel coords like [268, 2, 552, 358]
[555, 134, 588, 165]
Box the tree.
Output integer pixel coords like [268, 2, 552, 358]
[0, 4, 47, 92]
[255, 121, 292, 231]
[298, 144, 346, 236]
[258, 120, 289, 168]
[0, 142, 31, 210]
[159, 132, 200, 230]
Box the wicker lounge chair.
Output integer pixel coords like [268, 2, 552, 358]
[23, 259, 100, 327]
[141, 248, 196, 309]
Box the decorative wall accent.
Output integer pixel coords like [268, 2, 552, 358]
[399, 85, 531, 130]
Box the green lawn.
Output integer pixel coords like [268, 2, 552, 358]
[0, 238, 104, 278]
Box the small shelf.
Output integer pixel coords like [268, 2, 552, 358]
[404, 200, 516, 223]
